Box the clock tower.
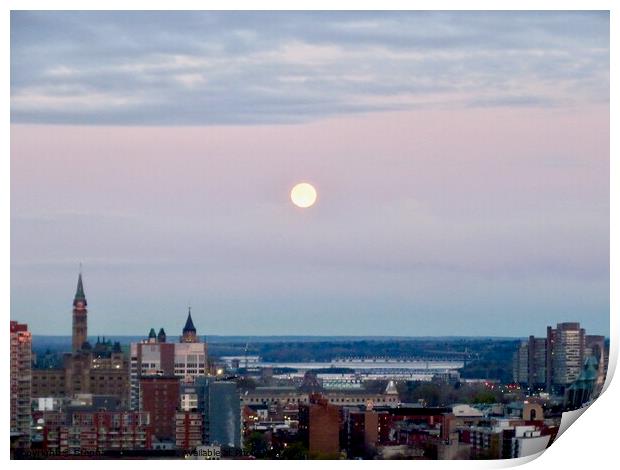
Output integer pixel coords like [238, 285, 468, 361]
[72, 271, 88, 352]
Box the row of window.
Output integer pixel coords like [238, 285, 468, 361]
[244, 396, 397, 404]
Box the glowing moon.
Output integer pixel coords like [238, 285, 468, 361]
[290, 182, 317, 208]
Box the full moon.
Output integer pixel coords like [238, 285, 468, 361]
[290, 182, 317, 208]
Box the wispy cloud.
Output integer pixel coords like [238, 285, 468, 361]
[10, 11, 609, 125]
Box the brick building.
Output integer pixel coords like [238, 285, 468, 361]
[59, 411, 152, 454]
[139, 376, 180, 442]
[10, 321, 32, 450]
[341, 408, 380, 458]
[175, 411, 203, 450]
[299, 394, 341, 456]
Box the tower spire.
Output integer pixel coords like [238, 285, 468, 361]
[72, 268, 88, 352]
[183, 307, 196, 333]
[181, 306, 197, 343]
[74, 271, 87, 306]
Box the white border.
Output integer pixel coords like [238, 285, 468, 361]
[3, 1, 616, 469]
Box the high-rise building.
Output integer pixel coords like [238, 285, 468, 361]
[129, 310, 208, 409]
[513, 322, 605, 394]
[72, 272, 88, 352]
[512, 342, 529, 385]
[10, 321, 32, 450]
[139, 376, 180, 442]
[342, 408, 380, 458]
[179, 379, 209, 444]
[551, 322, 585, 390]
[207, 381, 241, 448]
[179, 377, 241, 448]
[528, 336, 547, 387]
[512, 336, 548, 389]
[130, 336, 176, 409]
[299, 393, 341, 456]
[175, 411, 203, 450]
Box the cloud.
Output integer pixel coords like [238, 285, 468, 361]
[10, 11, 609, 125]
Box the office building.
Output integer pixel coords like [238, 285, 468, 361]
[512, 322, 605, 394]
[551, 322, 585, 389]
[208, 380, 241, 448]
[179, 377, 241, 448]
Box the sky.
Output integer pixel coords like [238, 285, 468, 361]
[10, 11, 610, 337]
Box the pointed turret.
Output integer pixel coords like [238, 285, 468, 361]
[157, 328, 166, 343]
[73, 272, 87, 307]
[72, 270, 88, 352]
[146, 327, 157, 344]
[183, 308, 196, 333]
[181, 307, 197, 343]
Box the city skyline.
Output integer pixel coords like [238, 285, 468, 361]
[11, 11, 610, 337]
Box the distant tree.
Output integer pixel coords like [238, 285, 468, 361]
[244, 432, 269, 458]
[237, 377, 257, 391]
[471, 391, 498, 404]
[281, 442, 308, 460]
[401, 382, 442, 406]
[363, 379, 388, 394]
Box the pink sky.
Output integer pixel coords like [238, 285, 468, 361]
[10, 105, 609, 336]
